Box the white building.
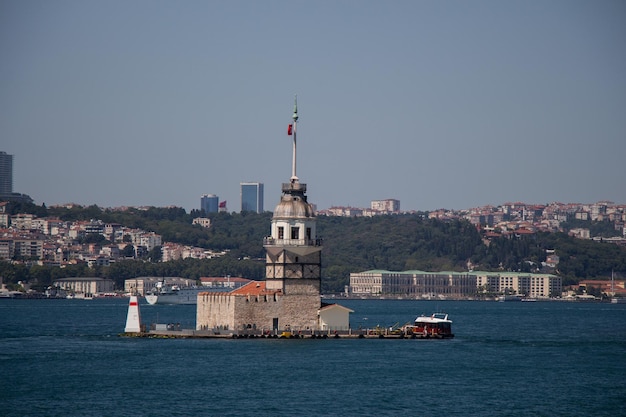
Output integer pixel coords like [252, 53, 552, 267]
[11, 214, 35, 230]
[138, 232, 162, 251]
[371, 199, 400, 213]
[192, 217, 211, 228]
[123, 276, 196, 296]
[350, 270, 561, 299]
[349, 270, 477, 299]
[0, 202, 9, 227]
[474, 272, 561, 298]
[319, 303, 354, 331]
[53, 277, 115, 296]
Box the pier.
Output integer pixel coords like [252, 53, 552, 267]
[121, 327, 453, 340]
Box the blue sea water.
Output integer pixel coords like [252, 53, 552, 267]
[1, 298, 625, 417]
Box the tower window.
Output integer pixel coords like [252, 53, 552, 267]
[278, 227, 284, 240]
[306, 227, 312, 240]
[291, 227, 299, 240]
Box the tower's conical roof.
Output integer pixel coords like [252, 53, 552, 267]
[273, 181, 314, 219]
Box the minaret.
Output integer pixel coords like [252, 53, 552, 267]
[264, 96, 322, 299]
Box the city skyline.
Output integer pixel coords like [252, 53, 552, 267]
[2, 152, 624, 214]
[2, 1, 625, 212]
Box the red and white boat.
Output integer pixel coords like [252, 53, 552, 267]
[402, 313, 454, 338]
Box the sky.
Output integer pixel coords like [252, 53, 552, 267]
[1, 1, 625, 213]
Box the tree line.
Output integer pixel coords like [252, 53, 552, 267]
[2, 202, 625, 293]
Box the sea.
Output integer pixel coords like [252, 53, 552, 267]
[1, 298, 625, 417]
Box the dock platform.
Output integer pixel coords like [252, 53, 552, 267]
[121, 328, 453, 340]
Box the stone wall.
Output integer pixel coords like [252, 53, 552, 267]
[196, 292, 321, 332]
[284, 278, 320, 295]
[196, 293, 236, 330]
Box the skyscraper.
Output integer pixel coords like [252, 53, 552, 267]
[0, 152, 13, 196]
[200, 194, 219, 214]
[240, 182, 264, 213]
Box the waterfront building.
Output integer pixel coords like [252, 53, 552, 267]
[319, 304, 354, 331]
[578, 279, 626, 297]
[474, 272, 562, 298]
[53, 277, 115, 296]
[200, 194, 219, 214]
[240, 182, 264, 213]
[349, 270, 561, 299]
[124, 276, 196, 296]
[349, 270, 477, 299]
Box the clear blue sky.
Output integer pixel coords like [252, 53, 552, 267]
[2, 1, 625, 212]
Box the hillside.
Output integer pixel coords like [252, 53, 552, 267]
[2, 202, 625, 292]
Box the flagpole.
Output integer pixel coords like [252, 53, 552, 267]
[291, 95, 298, 182]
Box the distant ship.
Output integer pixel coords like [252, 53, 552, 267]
[145, 281, 206, 305]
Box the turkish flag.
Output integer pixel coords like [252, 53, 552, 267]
[287, 124, 293, 135]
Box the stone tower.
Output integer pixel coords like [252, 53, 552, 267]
[196, 97, 324, 333]
[263, 96, 323, 321]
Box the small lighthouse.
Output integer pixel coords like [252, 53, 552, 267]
[125, 295, 142, 333]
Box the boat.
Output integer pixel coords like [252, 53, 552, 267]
[402, 313, 454, 338]
[145, 281, 207, 305]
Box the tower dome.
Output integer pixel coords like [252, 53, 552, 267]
[273, 181, 315, 219]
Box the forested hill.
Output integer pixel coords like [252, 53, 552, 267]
[318, 215, 484, 291]
[3, 203, 626, 292]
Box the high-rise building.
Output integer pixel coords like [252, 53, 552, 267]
[200, 194, 219, 214]
[0, 152, 13, 195]
[240, 182, 264, 213]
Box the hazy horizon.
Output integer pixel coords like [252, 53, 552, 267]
[2, 1, 625, 212]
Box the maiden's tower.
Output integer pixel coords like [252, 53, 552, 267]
[196, 97, 326, 334]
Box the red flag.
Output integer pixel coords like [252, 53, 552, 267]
[219, 201, 226, 208]
[287, 124, 293, 135]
